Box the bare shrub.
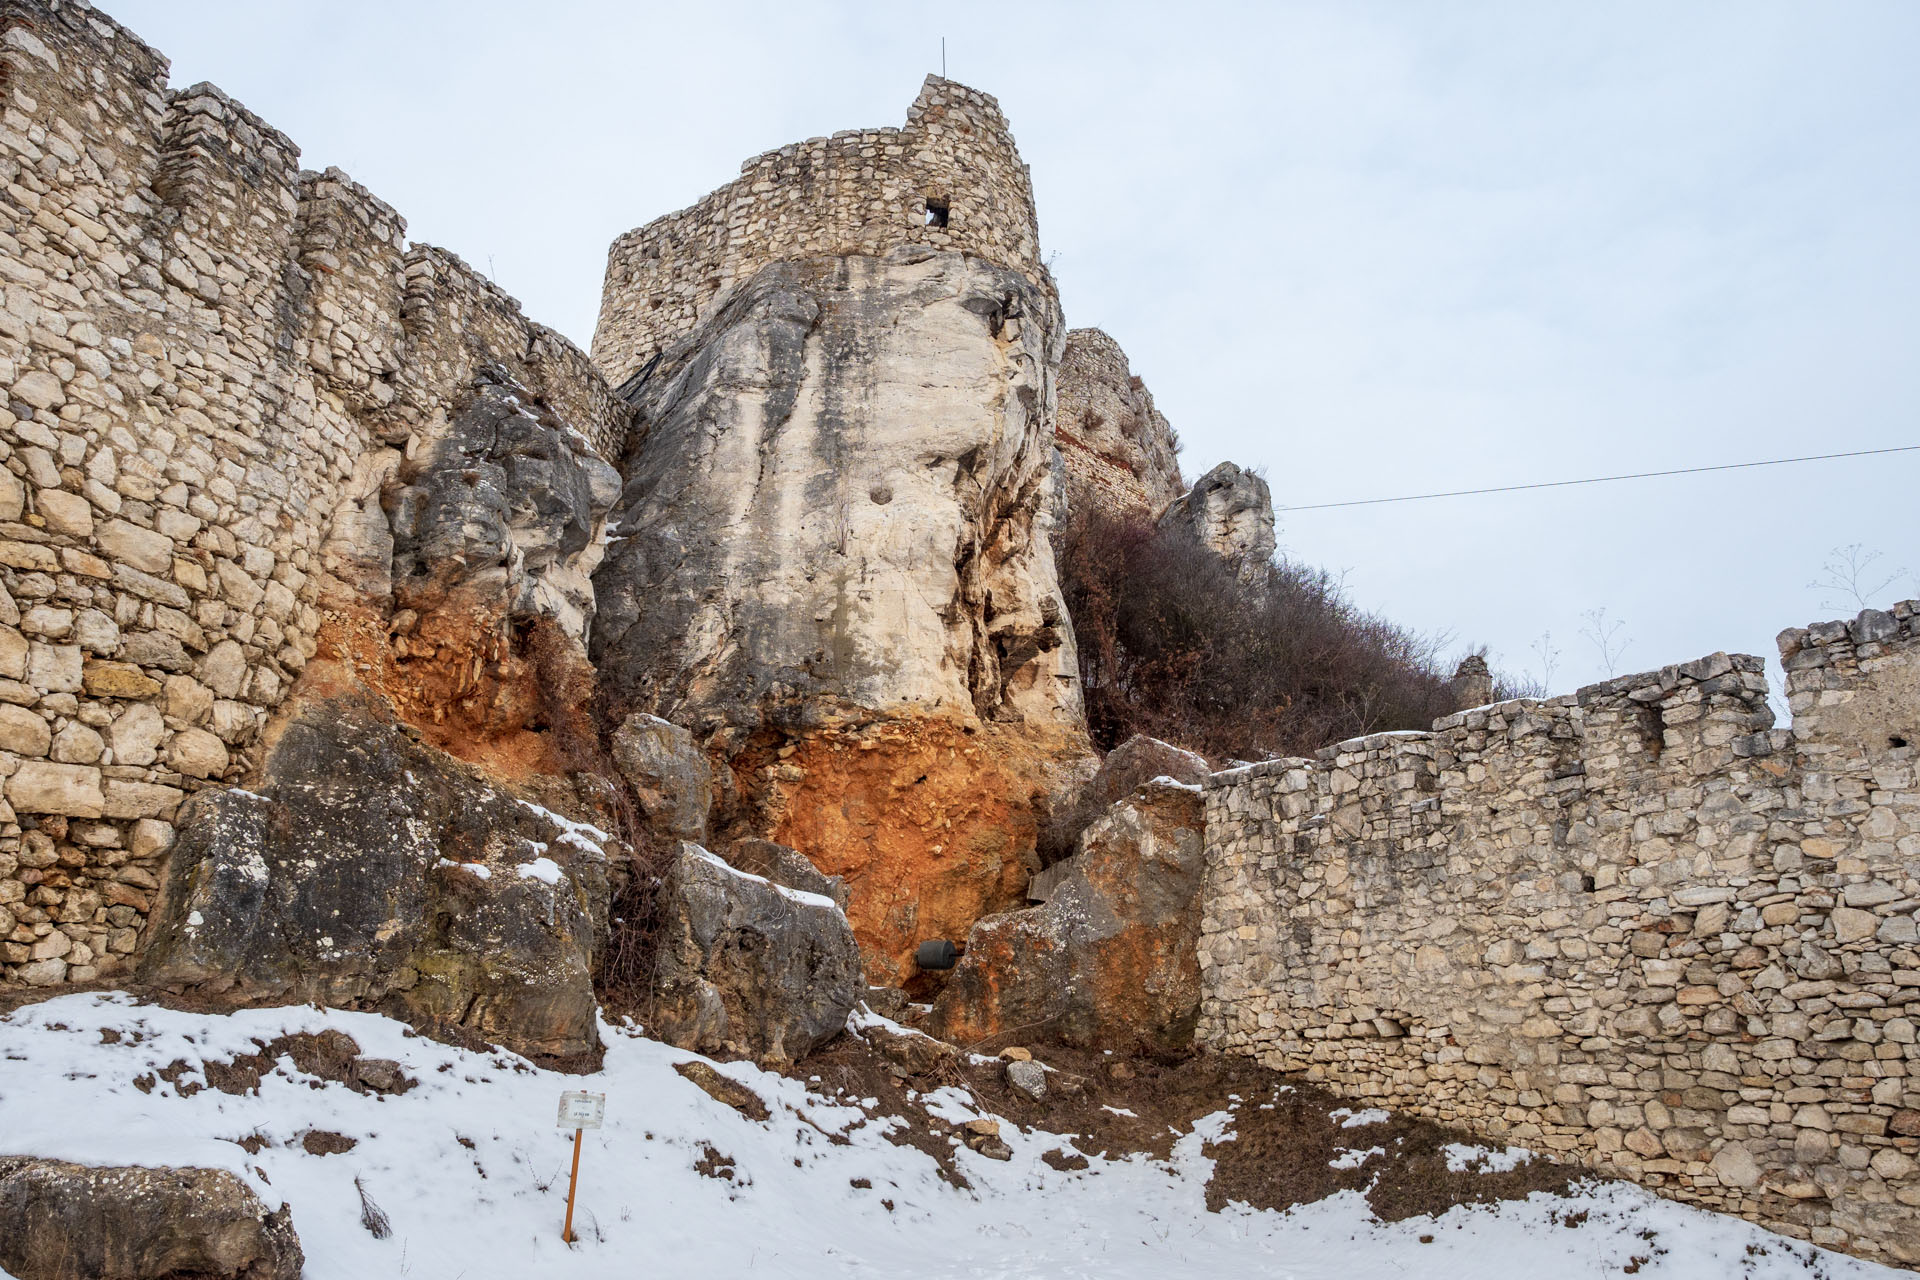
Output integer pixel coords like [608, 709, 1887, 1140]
[1056, 505, 1457, 761]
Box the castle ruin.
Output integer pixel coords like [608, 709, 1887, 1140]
[2, 1, 1917, 1266]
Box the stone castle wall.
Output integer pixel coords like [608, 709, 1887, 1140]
[591, 76, 1050, 389]
[1053, 327, 1184, 521]
[1198, 601, 1920, 1264]
[0, 1, 622, 988]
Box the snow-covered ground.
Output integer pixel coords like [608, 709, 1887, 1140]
[0, 992, 1893, 1279]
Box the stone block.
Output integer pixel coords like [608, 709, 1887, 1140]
[82, 660, 163, 699]
[6, 761, 104, 817]
[0, 704, 50, 757]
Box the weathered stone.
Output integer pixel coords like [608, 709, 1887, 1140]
[929, 778, 1204, 1052]
[0, 704, 50, 757]
[1157, 461, 1276, 580]
[1832, 907, 1878, 944]
[648, 842, 861, 1065]
[82, 660, 162, 699]
[197, 640, 248, 700]
[671, 1060, 770, 1121]
[106, 703, 166, 767]
[1005, 1057, 1048, 1101]
[95, 518, 174, 575]
[722, 837, 848, 911]
[35, 489, 92, 538]
[0, 1156, 302, 1280]
[10, 371, 64, 409]
[24, 643, 80, 693]
[140, 691, 609, 1060]
[167, 727, 229, 779]
[5, 762, 104, 817]
[609, 712, 711, 842]
[49, 722, 102, 765]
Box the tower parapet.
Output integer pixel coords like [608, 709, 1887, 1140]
[591, 76, 1049, 388]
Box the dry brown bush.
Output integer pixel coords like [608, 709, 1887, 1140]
[1056, 505, 1458, 762]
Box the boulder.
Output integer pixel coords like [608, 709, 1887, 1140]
[928, 778, 1205, 1053]
[722, 837, 848, 911]
[140, 691, 610, 1061]
[1089, 734, 1211, 803]
[0, 1157, 302, 1280]
[1037, 734, 1205, 874]
[383, 368, 621, 647]
[649, 842, 862, 1065]
[610, 712, 712, 842]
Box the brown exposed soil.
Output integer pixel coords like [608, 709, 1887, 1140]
[792, 1033, 1595, 1222]
[313, 600, 597, 781]
[730, 714, 1089, 985]
[300, 1130, 358, 1156]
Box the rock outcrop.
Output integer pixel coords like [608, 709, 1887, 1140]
[1158, 462, 1277, 579]
[140, 689, 611, 1061]
[1449, 653, 1495, 709]
[1053, 328, 1184, 520]
[592, 248, 1094, 981]
[0, 1157, 303, 1280]
[648, 842, 863, 1065]
[318, 371, 620, 778]
[928, 777, 1206, 1053]
[593, 248, 1077, 735]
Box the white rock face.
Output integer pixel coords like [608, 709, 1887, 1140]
[593, 247, 1083, 740]
[1159, 462, 1277, 578]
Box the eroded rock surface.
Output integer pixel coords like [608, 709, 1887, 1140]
[319, 371, 620, 777]
[591, 247, 1095, 979]
[140, 688, 610, 1061]
[1158, 461, 1276, 579]
[611, 712, 713, 843]
[928, 778, 1206, 1053]
[649, 842, 862, 1065]
[1054, 327, 1184, 520]
[0, 1157, 302, 1280]
[723, 837, 848, 911]
[593, 247, 1079, 734]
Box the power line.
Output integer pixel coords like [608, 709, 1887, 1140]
[1279, 444, 1918, 512]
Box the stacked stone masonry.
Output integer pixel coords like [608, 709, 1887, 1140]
[1199, 601, 1920, 1264]
[0, 1, 622, 988]
[591, 76, 1051, 389]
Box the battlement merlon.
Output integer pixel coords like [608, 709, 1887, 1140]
[590, 74, 1052, 389]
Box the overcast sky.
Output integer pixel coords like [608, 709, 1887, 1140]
[110, 1, 1920, 704]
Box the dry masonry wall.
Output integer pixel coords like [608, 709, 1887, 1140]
[591, 76, 1049, 389]
[0, 0, 621, 989]
[1199, 601, 1920, 1264]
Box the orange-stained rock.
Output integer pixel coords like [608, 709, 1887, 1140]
[313, 597, 594, 782]
[726, 713, 1090, 986]
[926, 777, 1205, 1053]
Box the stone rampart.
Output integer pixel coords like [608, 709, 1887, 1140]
[1199, 601, 1920, 1264]
[591, 76, 1049, 388]
[0, 1, 622, 989]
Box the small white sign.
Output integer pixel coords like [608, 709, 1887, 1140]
[557, 1090, 606, 1130]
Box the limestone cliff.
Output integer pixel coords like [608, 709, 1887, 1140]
[592, 247, 1092, 981]
[1054, 328, 1185, 519]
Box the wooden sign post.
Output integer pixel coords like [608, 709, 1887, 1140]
[556, 1090, 606, 1244]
